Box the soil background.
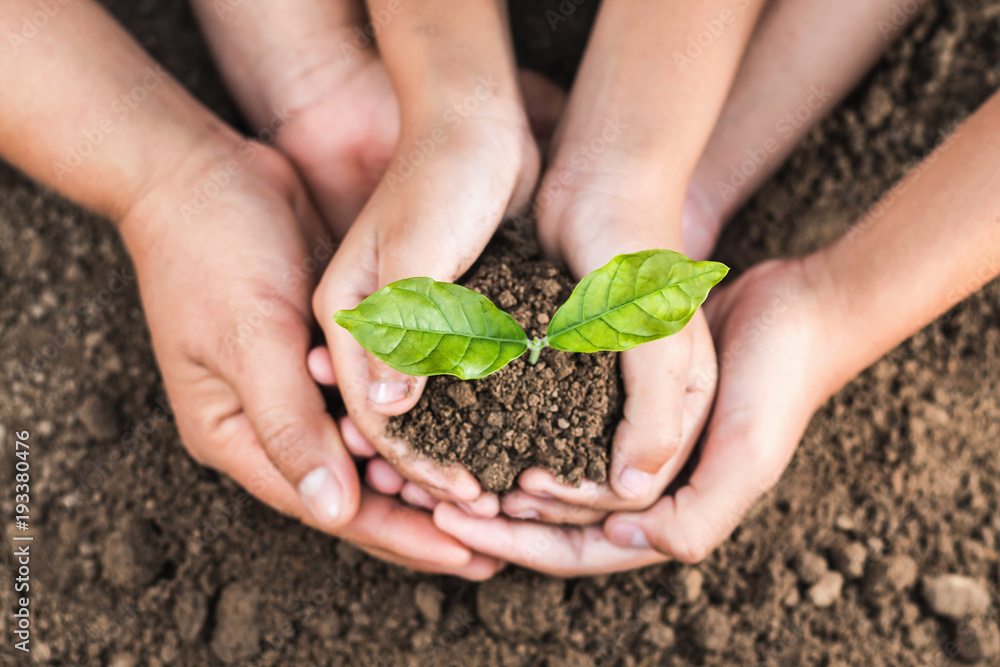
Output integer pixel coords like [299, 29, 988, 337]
[3, 1, 1000, 666]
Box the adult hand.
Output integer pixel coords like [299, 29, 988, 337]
[122, 139, 501, 579]
[190, 0, 398, 239]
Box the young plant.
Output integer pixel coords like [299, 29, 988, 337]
[333, 249, 729, 380]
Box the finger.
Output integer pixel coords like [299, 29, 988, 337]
[457, 493, 501, 519]
[434, 503, 665, 577]
[339, 416, 377, 458]
[356, 543, 505, 581]
[224, 310, 360, 530]
[401, 482, 439, 511]
[217, 428, 503, 578]
[366, 457, 404, 495]
[517, 69, 566, 155]
[610, 332, 692, 500]
[501, 490, 609, 525]
[604, 400, 796, 564]
[316, 232, 483, 502]
[307, 345, 337, 386]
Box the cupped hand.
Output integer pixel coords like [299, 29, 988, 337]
[312, 0, 559, 507]
[433, 256, 836, 575]
[502, 157, 719, 521]
[120, 138, 501, 579]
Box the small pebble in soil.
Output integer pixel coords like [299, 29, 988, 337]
[808, 571, 844, 608]
[99, 519, 166, 589]
[693, 607, 732, 652]
[477, 571, 566, 641]
[211, 585, 261, 664]
[79, 394, 119, 441]
[173, 587, 210, 643]
[831, 541, 868, 579]
[414, 582, 444, 625]
[921, 574, 991, 620]
[883, 555, 918, 591]
[644, 623, 675, 649]
[795, 551, 829, 585]
[956, 617, 1000, 662]
[677, 568, 705, 604]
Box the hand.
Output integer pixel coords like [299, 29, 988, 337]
[190, 0, 398, 240]
[121, 139, 501, 579]
[497, 142, 719, 522]
[312, 0, 544, 506]
[433, 256, 835, 574]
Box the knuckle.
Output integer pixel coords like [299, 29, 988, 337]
[257, 410, 311, 473]
[671, 534, 712, 564]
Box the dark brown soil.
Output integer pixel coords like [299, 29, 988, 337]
[387, 225, 622, 493]
[3, 1, 1000, 666]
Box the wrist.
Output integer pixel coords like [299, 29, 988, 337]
[119, 130, 299, 255]
[537, 160, 689, 265]
[795, 249, 871, 401]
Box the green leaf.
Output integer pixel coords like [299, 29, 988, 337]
[546, 249, 728, 353]
[334, 277, 528, 380]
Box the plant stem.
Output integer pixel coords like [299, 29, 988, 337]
[527, 336, 547, 365]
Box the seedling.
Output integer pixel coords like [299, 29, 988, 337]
[334, 249, 729, 380]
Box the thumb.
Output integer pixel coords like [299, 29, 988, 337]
[225, 308, 360, 529]
[603, 395, 799, 563]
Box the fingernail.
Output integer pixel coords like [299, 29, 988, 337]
[511, 509, 539, 520]
[369, 381, 411, 405]
[609, 522, 650, 549]
[620, 466, 656, 499]
[299, 467, 343, 524]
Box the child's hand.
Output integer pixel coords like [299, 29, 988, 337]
[312, 0, 542, 505]
[431, 257, 833, 575]
[510, 167, 719, 515]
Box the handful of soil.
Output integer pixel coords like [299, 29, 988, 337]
[386, 223, 624, 492]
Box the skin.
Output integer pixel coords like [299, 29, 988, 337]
[0, 0, 500, 578]
[4, 0, 961, 579]
[301, 0, 931, 575]
[431, 2, 1000, 575]
[310, 0, 543, 508]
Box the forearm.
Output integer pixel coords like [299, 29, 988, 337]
[689, 0, 912, 227]
[190, 0, 364, 128]
[553, 0, 767, 221]
[0, 0, 237, 222]
[808, 91, 1000, 393]
[367, 0, 522, 129]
